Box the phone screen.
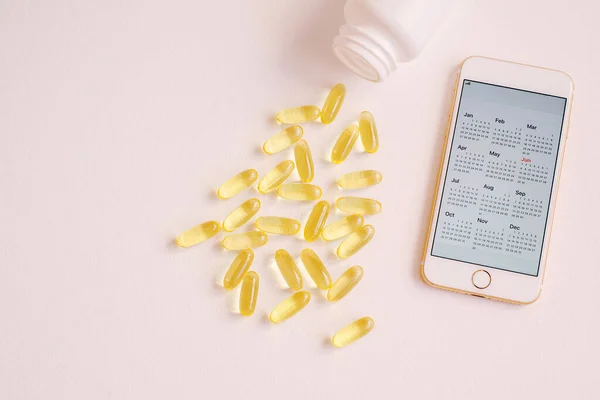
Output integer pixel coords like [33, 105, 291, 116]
[431, 80, 567, 276]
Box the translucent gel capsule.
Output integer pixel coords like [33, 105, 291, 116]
[262, 125, 303, 155]
[277, 183, 322, 201]
[336, 196, 382, 215]
[269, 290, 311, 324]
[222, 231, 268, 250]
[321, 83, 346, 124]
[337, 170, 383, 189]
[336, 224, 375, 259]
[175, 221, 220, 248]
[327, 266, 363, 301]
[331, 317, 375, 348]
[257, 160, 295, 194]
[331, 124, 359, 164]
[321, 214, 364, 241]
[276, 106, 321, 124]
[255, 217, 301, 235]
[222, 198, 261, 232]
[300, 249, 332, 290]
[358, 111, 379, 153]
[223, 249, 254, 290]
[275, 249, 303, 290]
[239, 271, 259, 316]
[217, 169, 258, 199]
[304, 200, 330, 242]
[294, 139, 314, 182]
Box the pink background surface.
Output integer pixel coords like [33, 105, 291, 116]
[1, 1, 599, 399]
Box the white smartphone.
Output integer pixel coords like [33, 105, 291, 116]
[421, 56, 574, 304]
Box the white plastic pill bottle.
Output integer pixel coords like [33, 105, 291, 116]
[333, 0, 456, 82]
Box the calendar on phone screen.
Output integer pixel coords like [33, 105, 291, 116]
[431, 80, 567, 276]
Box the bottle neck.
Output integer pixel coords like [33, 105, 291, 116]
[333, 24, 408, 82]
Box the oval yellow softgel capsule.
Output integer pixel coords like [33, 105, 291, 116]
[255, 217, 301, 235]
[222, 231, 268, 251]
[263, 125, 303, 154]
[331, 317, 375, 348]
[274, 249, 303, 291]
[336, 224, 375, 259]
[257, 160, 295, 194]
[327, 266, 363, 301]
[321, 83, 346, 124]
[276, 106, 321, 124]
[277, 183, 322, 201]
[239, 271, 259, 316]
[294, 139, 314, 183]
[304, 200, 330, 242]
[175, 221, 220, 248]
[300, 249, 332, 290]
[359, 111, 379, 153]
[269, 290, 311, 324]
[321, 214, 364, 241]
[331, 124, 359, 164]
[337, 170, 382, 189]
[223, 249, 254, 290]
[222, 198, 261, 232]
[217, 169, 258, 199]
[335, 196, 382, 215]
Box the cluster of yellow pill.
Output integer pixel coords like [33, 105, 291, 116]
[175, 83, 381, 348]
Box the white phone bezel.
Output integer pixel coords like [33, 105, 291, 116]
[421, 56, 573, 304]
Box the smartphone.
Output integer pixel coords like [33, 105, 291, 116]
[421, 56, 574, 304]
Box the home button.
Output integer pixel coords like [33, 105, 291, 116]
[472, 270, 491, 289]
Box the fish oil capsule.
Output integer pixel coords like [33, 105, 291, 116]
[257, 160, 295, 194]
[321, 83, 346, 124]
[327, 266, 363, 301]
[331, 317, 375, 348]
[321, 214, 364, 241]
[277, 183, 322, 201]
[222, 198, 261, 232]
[358, 111, 379, 153]
[222, 231, 268, 250]
[337, 170, 383, 189]
[175, 221, 220, 248]
[300, 249, 332, 290]
[336, 196, 382, 215]
[239, 271, 259, 316]
[274, 249, 303, 290]
[269, 290, 311, 324]
[304, 200, 330, 241]
[262, 125, 303, 154]
[276, 106, 321, 124]
[331, 124, 359, 164]
[255, 217, 301, 235]
[223, 249, 254, 290]
[217, 169, 258, 199]
[294, 139, 314, 182]
[336, 224, 375, 259]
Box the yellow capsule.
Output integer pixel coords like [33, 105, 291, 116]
[255, 217, 301, 235]
[175, 221, 220, 248]
[336, 196, 382, 215]
[300, 249, 332, 290]
[257, 160, 295, 194]
[239, 271, 259, 316]
[222, 198, 261, 232]
[304, 200, 330, 241]
[331, 317, 375, 348]
[269, 290, 311, 324]
[337, 170, 383, 189]
[223, 249, 254, 290]
[358, 111, 379, 153]
[331, 124, 359, 164]
[274, 249, 303, 290]
[321, 214, 364, 241]
[321, 83, 346, 124]
[222, 231, 268, 250]
[294, 139, 314, 182]
[277, 183, 322, 201]
[276, 106, 321, 124]
[217, 169, 258, 199]
[327, 266, 363, 301]
[336, 225, 375, 259]
[262, 125, 303, 155]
